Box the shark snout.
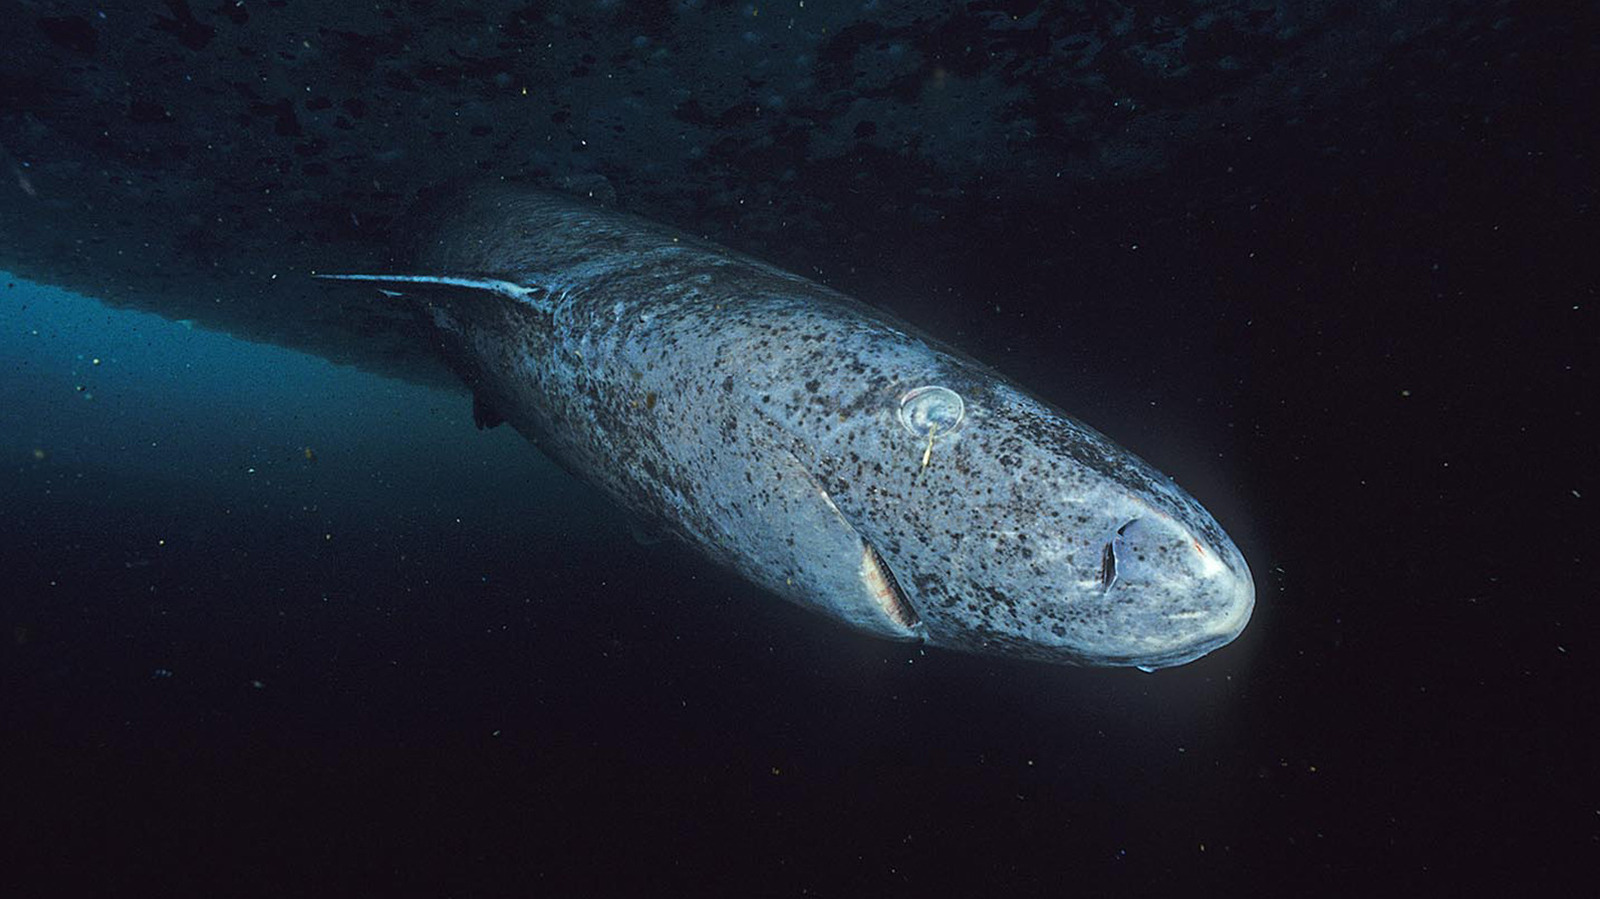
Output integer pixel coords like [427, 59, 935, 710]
[1096, 516, 1255, 669]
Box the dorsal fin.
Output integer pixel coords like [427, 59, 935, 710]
[315, 273, 550, 311]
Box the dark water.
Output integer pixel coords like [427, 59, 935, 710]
[3, 277, 1263, 894]
[2, 2, 1596, 897]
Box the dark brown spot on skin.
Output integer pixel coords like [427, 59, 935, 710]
[645, 391, 657, 410]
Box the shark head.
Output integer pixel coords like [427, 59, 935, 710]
[790, 346, 1255, 671]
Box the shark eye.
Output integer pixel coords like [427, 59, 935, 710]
[898, 386, 965, 438]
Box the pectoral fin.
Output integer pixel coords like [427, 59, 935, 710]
[729, 408, 923, 641]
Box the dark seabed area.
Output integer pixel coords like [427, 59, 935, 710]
[1, 2, 1597, 897]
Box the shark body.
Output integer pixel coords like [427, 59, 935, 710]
[323, 185, 1254, 669]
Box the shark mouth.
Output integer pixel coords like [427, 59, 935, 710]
[860, 540, 921, 631]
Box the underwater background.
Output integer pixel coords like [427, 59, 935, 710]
[2, 1, 1595, 896]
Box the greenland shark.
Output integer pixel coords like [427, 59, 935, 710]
[319, 184, 1253, 669]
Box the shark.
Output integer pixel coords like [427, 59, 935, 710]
[318, 184, 1254, 669]
[0, 1, 1380, 669]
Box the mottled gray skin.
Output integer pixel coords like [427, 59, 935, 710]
[340, 185, 1254, 669]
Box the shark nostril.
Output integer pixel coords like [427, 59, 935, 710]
[1099, 518, 1144, 592]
